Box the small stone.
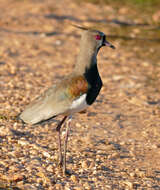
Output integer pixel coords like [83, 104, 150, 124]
[133, 28, 140, 34]
[152, 144, 158, 149]
[30, 149, 38, 155]
[89, 161, 95, 169]
[93, 169, 97, 175]
[110, 152, 120, 159]
[37, 178, 43, 184]
[142, 62, 149, 67]
[65, 186, 71, 190]
[76, 123, 81, 127]
[46, 165, 53, 172]
[12, 174, 24, 182]
[55, 40, 62, 46]
[42, 151, 51, 158]
[18, 140, 29, 146]
[138, 171, 146, 178]
[23, 184, 37, 190]
[105, 139, 110, 145]
[17, 181, 24, 188]
[106, 144, 115, 151]
[0, 160, 6, 166]
[81, 160, 90, 169]
[112, 75, 124, 81]
[129, 172, 136, 178]
[13, 122, 18, 127]
[74, 187, 83, 190]
[123, 181, 133, 188]
[83, 182, 91, 190]
[37, 171, 45, 178]
[70, 175, 78, 183]
[153, 10, 160, 22]
[120, 141, 126, 145]
[119, 7, 129, 14]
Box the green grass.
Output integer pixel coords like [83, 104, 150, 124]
[125, 0, 159, 5]
[84, 0, 159, 5]
[78, 0, 160, 12]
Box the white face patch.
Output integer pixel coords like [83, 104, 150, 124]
[69, 94, 88, 114]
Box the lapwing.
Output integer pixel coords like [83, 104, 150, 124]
[19, 25, 115, 174]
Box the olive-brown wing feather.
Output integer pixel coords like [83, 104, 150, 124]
[20, 75, 89, 124]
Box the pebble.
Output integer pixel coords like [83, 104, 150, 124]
[123, 181, 133, 188]
[76, 123, 81, 127]
[17, 181, 24, 188]
[152, 144, 158, 149]
[120, 141, 126, 145]
[89, 161, 95, 169]
[70, 175, 78, 183]
[42, 151, 51, 158]
[112, 75, 124, 81]
[13, 122, 18, 127]
[54, 183, 63, 190]
[93, 169, 97, 175]
[46, 165, 53, 172]
[23, 184, 37, 190]
[108, 152, 120, 159]
[105, 144, 115, 151]
[18, 140, 29, 146]
[74, 187, 83, 190]
[55, 40, 62, 46]
[83, 182, 91, 190]
[129, 172, 136, 178]
[137, 171, 146, 178]
[10, 174, 24, 182]
[81, 160, 90, 169]
[142, 62, 149, 67]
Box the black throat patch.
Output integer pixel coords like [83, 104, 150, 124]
[84, 64, 103, 105]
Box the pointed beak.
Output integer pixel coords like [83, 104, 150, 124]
[103, 40, 115, 49]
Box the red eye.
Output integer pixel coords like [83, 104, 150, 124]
[95, 35, 101, 40]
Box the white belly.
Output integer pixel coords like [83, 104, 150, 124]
[69, 94, 88, 114]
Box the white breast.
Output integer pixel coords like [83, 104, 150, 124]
[69, 94, 88, 114]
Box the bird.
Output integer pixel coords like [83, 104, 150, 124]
[19, 25, 115, 175]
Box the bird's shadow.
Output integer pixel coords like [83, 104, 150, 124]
[10, 117, 60, 151]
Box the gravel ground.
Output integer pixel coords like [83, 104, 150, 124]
[0, 0, 160, 189]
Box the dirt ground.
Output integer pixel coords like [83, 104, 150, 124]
[0, 0, 160, 189]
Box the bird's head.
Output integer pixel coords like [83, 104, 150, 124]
[73, 25, 115, 52]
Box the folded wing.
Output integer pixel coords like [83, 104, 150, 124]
[20, 75, 89, 124]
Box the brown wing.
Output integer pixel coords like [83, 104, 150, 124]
[20, 75, 89, 124]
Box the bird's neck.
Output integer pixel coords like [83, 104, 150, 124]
[74, 45, 98, 75]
